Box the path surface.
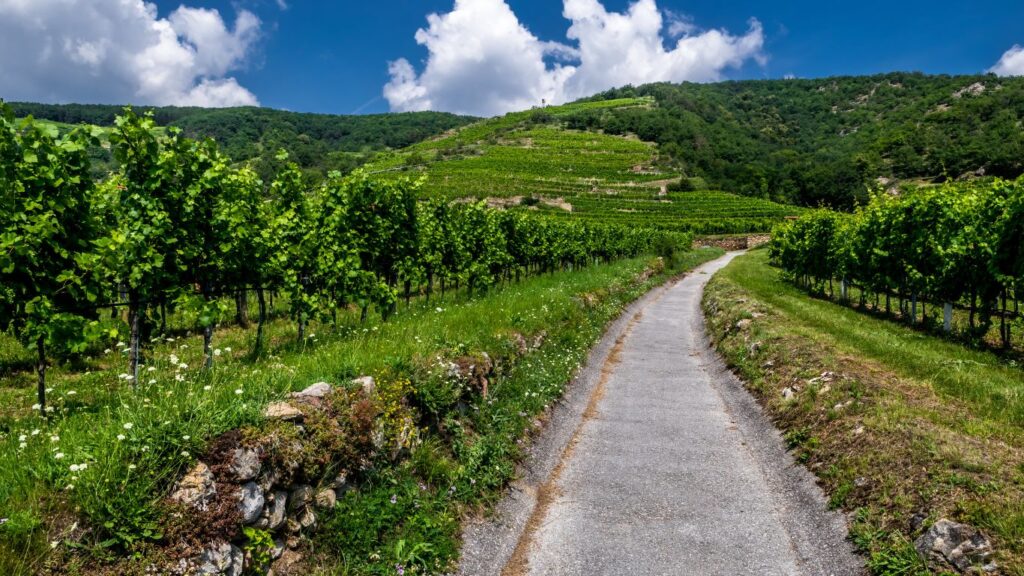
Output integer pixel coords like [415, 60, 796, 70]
[459, 252, 864, 576]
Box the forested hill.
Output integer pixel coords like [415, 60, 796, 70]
[573, 73, 1024, 208]
[6, 102, 475, 181]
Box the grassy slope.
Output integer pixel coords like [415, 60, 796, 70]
[704, 250, 1024, 575]
[366, 98, 800, 235]
[0, 248, 723, 575]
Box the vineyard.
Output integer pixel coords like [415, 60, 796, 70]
[0, 102, 687, 417]
[770, 177, 1024, 351]
[365, 98, 801, 235]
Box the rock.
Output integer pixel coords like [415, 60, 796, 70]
[267, 491, 288, 531]
[196, 542, 244, 576]
[297, 506, 316, 530]
[229, 448, 261, 482]
[238, 482, 264, 525]
[914, 519, 994, 573]
[286, 518, 301, 534]
[352, 376, 375, 396]
[512, 332, 529, 356]
[271, 539, 285, 560]
[819, 384, 832, 395]
[854, 477, 869, 488]
[531, 330, 547, 350]
[290, 382, 332, 399]
[332, 472, 349, 492]
[264, 402, 303, 422]
[170, 462, 216, 511]
[315, 488, 336, 510]
[736, 319, 753, 331]
[270, 549, 302, 575]
[853, 425, 865, 435]
[289, 485, 313, 511]
[749, 341, 762, 354]
[781, 387, 796, 400]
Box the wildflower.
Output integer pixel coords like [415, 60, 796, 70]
[390, 494, 397, 504]
[103, 348, 111, 354]
[169, 354, 180, 366]
[123, 422, 134, 430]
[147, 366, 157, 372]
[65, 484, 74, 491]
[69, 464, 80, 472]
[18, 434, 26, 442]
[66, 390, 76, 396]
[224, 347, 232, 353]
[148, 379, 157, 385]
[50, 435, 59, 442]
[117, 434, 126, 441]
[175, 374, 185, 382]
[234, 389, 243, 395]
[45, 406, 54, 413]
[213, 349, 222, 357]
[203, 385, 212, 391]
[31, 403, 41, 411]
[128, 464, 137, 471]
[436, 307, 443, 313]
[395, 565, 405, 576]
[182, 435, 190, 441]
[55, 453, 65, 460]
[31, 429, 40, 436]
[117, 341, 125, 347]
[181, 451, 190, 457]
[18, 442, 26, 450]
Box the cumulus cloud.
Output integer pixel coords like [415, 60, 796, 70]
[990, 45, 1024, 77]
[385, 0, 765, 116]
[0, 0, 261, 107]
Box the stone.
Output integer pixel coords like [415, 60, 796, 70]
[270, 549, 302, 575]
[332, 472, 349, 492]
[286, 518, 301, 534]
[914, 519, 994, 573]
[289, 485, 313, 511]
[749, 341, 762, 354]
[170, 462, 216, 511]
[315, 488, 336, 510]
[271, 539, 285, 560]
[781, 387, 796, 400]
[229, 448, 261, 482]
[352, 376, 375, 396]
[735, 319, 753, 331]
[238, 482, 264, 525]
[264, 402, 303, 422]
[291, 382, 332, 399]
[297, 506, 316, 530]
[267, 491, 288, 531]
[196, 542, 244, 576]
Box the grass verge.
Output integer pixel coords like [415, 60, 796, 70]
[0, 248, 723, 575]
[703, 250, 1024, 576]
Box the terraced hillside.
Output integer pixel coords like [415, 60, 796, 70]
[365, 98, 801, 235]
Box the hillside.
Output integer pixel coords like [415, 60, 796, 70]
[365, 97, 801, 235]
[6, 102, 475, 181]
[575, 73, 1024, 208]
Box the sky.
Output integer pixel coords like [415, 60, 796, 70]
[1, 0, 1023, 117]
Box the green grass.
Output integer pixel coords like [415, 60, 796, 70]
[704, 249, 1024, 575]
[0, 248, 723, 575]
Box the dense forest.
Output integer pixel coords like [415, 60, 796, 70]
[6, 102, 475, 182]
[575, 73, 1024, 208]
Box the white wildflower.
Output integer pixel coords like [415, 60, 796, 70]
[123, 422, 134, 430]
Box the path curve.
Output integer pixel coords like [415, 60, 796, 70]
[458, 252, 864, 576]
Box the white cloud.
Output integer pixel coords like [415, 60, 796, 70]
[0, 0, 261, 107]
[385, 0, 765, 116]
[990, 45, 1024, 77]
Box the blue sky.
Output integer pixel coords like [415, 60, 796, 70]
[2, 0, 1023, 116]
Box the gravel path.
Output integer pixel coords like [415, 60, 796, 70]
[458, 252, 865, 576]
